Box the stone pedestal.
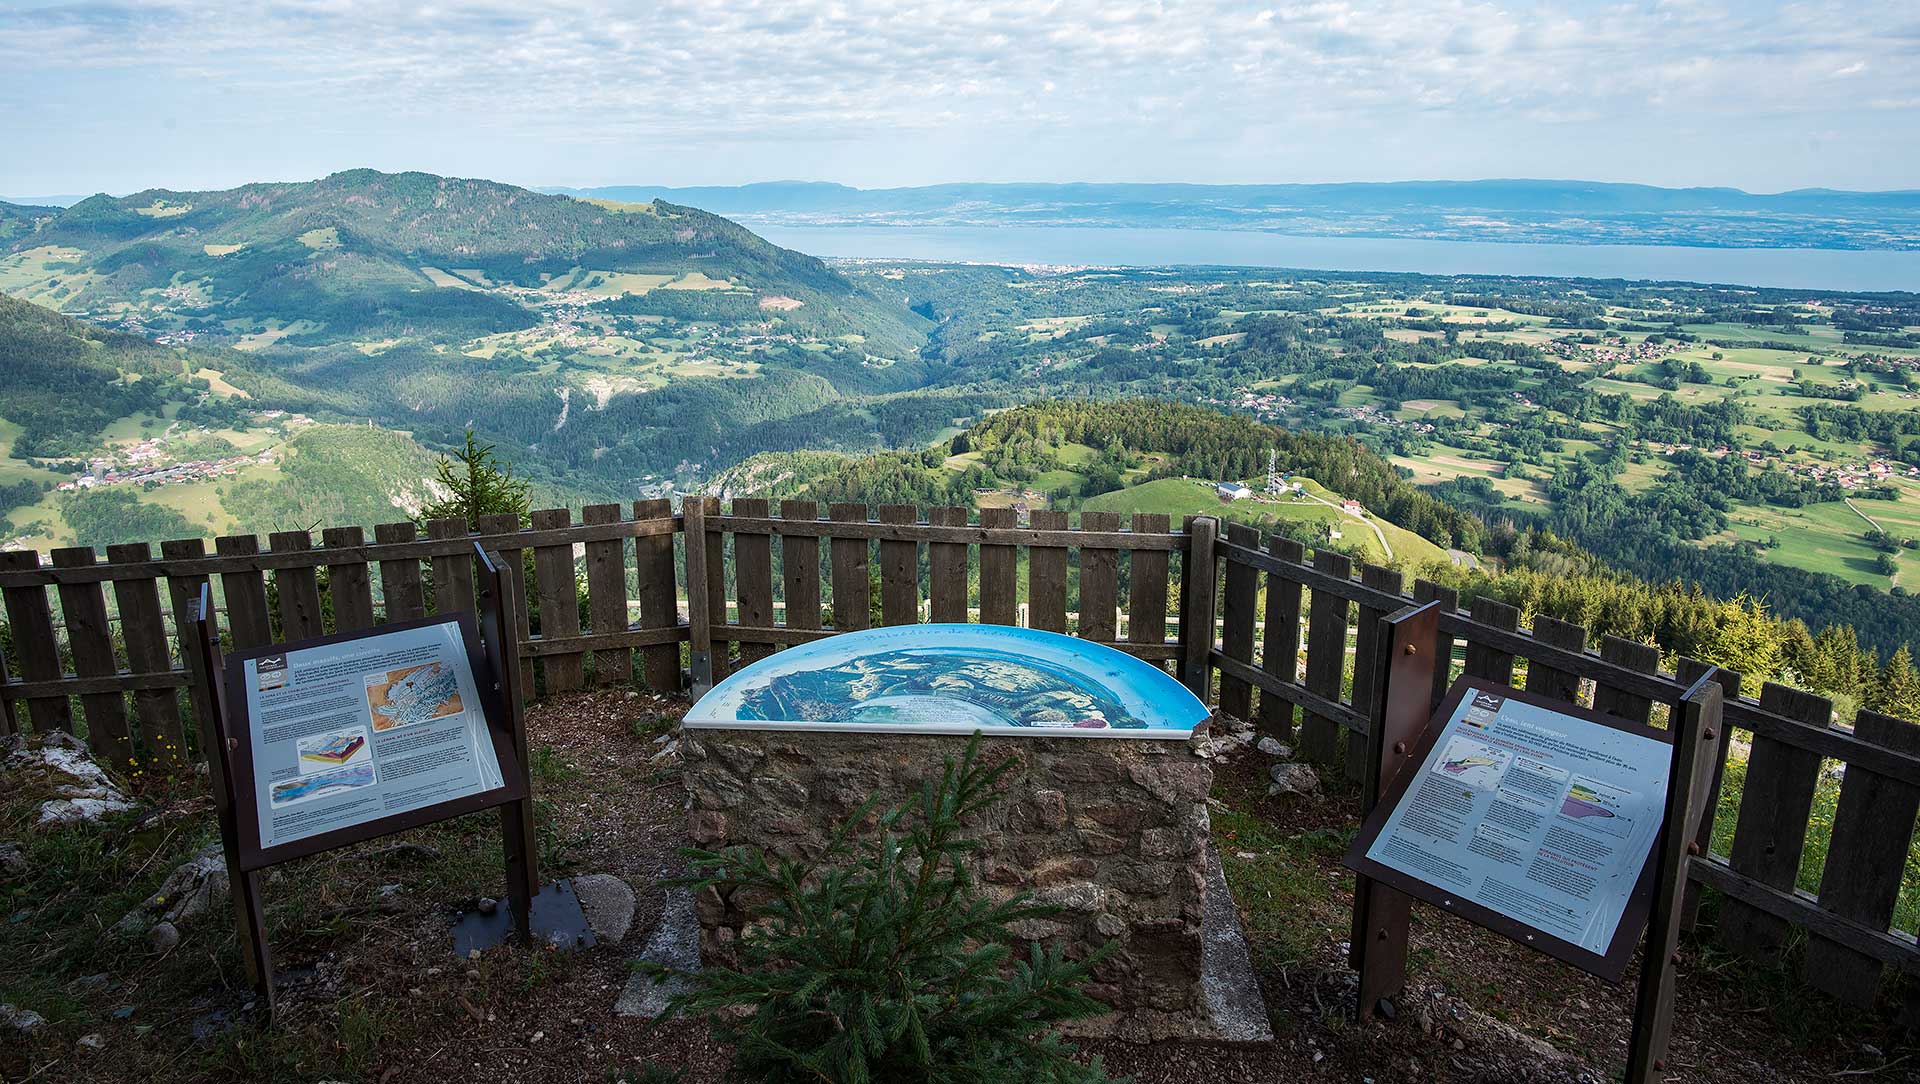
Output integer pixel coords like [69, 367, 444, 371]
[681, 728, 1216, 1039]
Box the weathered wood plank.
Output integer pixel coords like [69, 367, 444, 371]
[780, 500, 822, 633]
[1804, 709, 1920, 1006]
[1127, 513, 1171, 664]
[53, 547, 131, 764]
[1461, 596, 1518, 686]
[1078, 511, 1121, 643]
[0, 551, 69, 732]
[1257, 536, 1305, 740]
[268, 531, 326, 642]
[927, 506, 970, 623]
[978, 507, 1018, 627]
[583, 503, 633, 684]
[1217, 522, 1260, 721]
[732, 498, 776, 665]
[829, 503, 871, 632]
[374, 521, 426, 623]
[530, 507, 585, 692]
[632, 499, 680, 692]
[1350, 564, 1405, 781]
[683, 498, 714, 696]
[877, 505, 920, 627]
[426, 517, 476, 618]
[1593, 636, 1660, 724]
[1523, 615, 1587, 704]
[1028, 509, 1069, 633]
[1300, 549, 1353, 767]
[1719, 682, 1829, 965]
[216, 534, 274, 649]
[321, 526, 376, 634]
[106, 542, 188, 764]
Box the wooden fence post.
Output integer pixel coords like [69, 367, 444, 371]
[1350, 564, 1405, 783]
[1674, 658, 1739, 932]
[1178, 516, 1217, 700]
[530, 507, 585, 692]
[1719, 682, 1829, 965]
[878, 505, 920, 627]
[269, 531, 326, 641]
[732, 499, 777, 665]
[779, 501, 823, 637]
[1078, 511, 1121, 643]
[53, 547, 131, 765]
[1127, 513, 1172, 664]
[928, 506, 970, 622]
[322, 526, 376, 633]
[978, 507, 1018, 627]
[107, 542, 189, 766]
[828, 503, 870, 633]
[1028, 510, 1069, 634]
[374, 521, 425, 622]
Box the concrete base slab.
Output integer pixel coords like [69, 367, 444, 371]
[614, 886, 701, 1018]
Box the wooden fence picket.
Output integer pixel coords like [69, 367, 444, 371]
[978, 507, 1018, 626]
[374, 521, 425, 623]
[1257, 536, 1305, 739]
[1461, 597, 1518, 687]
[52, 547, 131, 765]
[426, 517, 476, 619]
[106, 542, 188, 764]
[215, 535, 273, 649]
[828, 503, 870, 633]
[1078, 511, 1121, 643]
[633, 499, 681, 691]
[1523, 615, 1587, 705]
[1300, 549, 1352, 766]
[1127, 513, 1171, 664]
[1028, 510, 1069, 633]
[1217, 522, 1260, 721]
[321, 526, 376, 633]
[732, 499, 777, 665]
[878, 505, 919, 627]
[1803, 708, 1920, 1005]
[0, 551, 69, 733]
[583, 504, 633, 685]
[475, 513, 534, 688]
[1594, 635, 1661, 724]
[530, 507, 585, 692]
[779, 500, 822, 636]
[1675, 658, 1740, 931]
[269, 531, 326, 642]
[927, 506, 970, 623]
[160, 538, 213, 749]
[1719, 682, 1830, 964]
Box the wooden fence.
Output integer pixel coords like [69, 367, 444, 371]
[1, 502, 1916, 1009]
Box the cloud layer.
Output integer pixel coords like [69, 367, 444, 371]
[2, 0, 1916, 194]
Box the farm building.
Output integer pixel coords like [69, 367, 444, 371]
[1217, 482, 1252, 501]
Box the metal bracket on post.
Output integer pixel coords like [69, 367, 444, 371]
[1350, 599, 1441, 1021]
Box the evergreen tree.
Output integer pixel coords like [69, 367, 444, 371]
[1874, 646, 1920, 721]
[417, 428, 532, 530]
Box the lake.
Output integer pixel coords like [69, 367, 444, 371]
[752, 224, 1920, 292]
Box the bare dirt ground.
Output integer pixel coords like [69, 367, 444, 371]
[4, 689, 1916, 1083]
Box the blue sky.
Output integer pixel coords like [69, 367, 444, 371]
[2, 0, 1917, 199]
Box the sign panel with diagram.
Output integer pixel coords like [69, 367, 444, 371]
[223, 613, 524, 868]
[1345, 678, 1672, 979]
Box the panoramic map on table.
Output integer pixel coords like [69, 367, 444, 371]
[685, 624, 1211, 738]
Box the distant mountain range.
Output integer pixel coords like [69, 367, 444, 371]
[540, 179, 1920, 250]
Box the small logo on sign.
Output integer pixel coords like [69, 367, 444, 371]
[256, 653, 289, 691]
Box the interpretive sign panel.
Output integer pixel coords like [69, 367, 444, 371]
[1346, 678, 1671, 979]
[222, 613, 524, 870]
[685, 623, 1211, 739]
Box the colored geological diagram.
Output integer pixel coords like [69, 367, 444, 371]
[270, 763, 377, 808]
[365, 662, 464, 732]
[686, 624, 1211, 738]
[298, 726, 370, 770]
[1435, 735, 1510, 791]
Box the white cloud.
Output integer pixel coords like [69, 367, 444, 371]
[0, 1, 1914, 192]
